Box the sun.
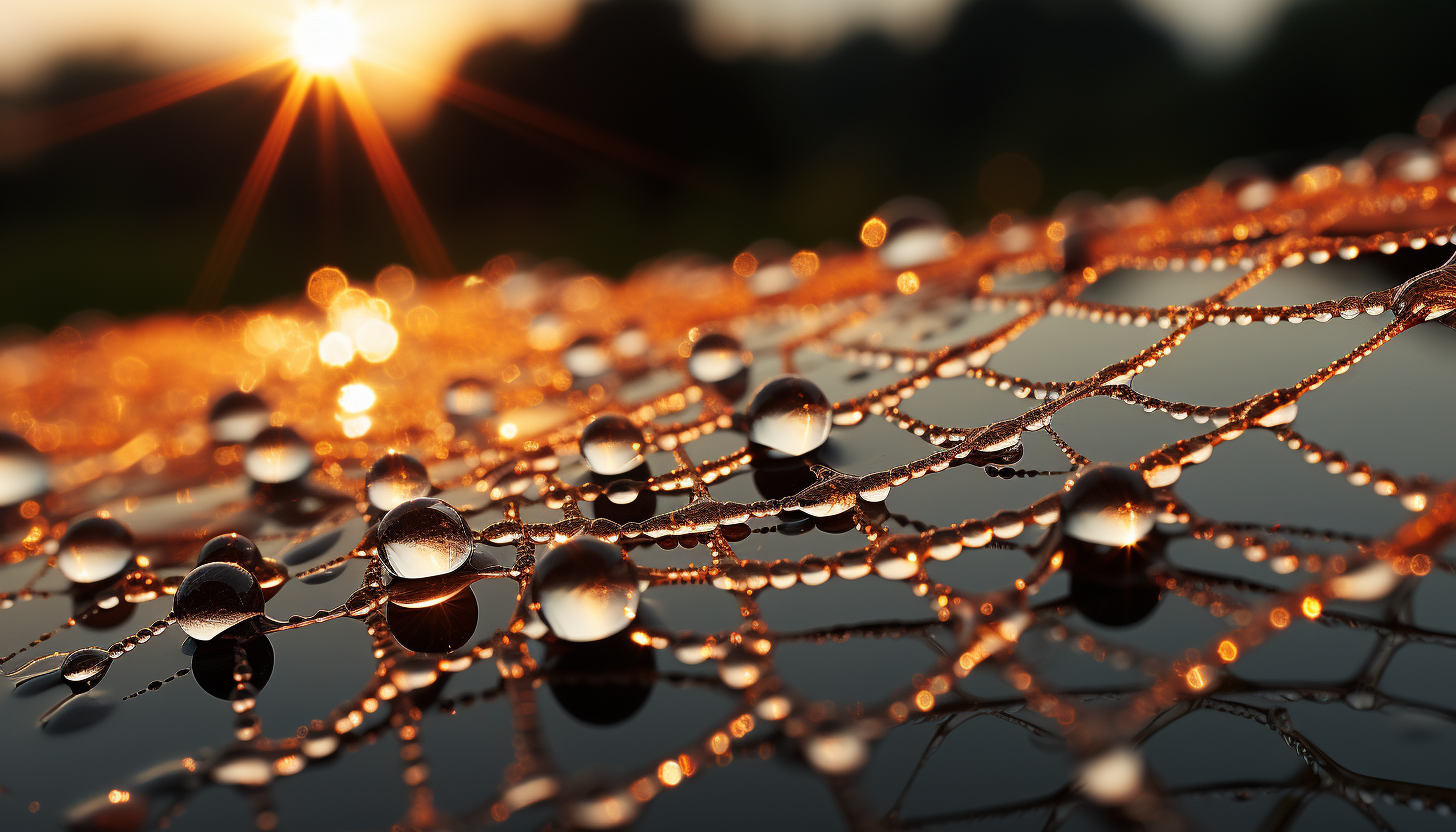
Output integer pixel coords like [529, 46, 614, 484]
[292, 7, 358, 74]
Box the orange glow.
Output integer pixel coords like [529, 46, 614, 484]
[897, 271, 921, 294]
[732, 252, 758, 277]
[335, 68, 453, 277]
[292, 7, 358, 74]
[915, 690, 935, 711]
[1184, 665, 1209, 690]
[1269, 607, 1290, 628]
[308, 267, 349, 307]
[860, 217, 887, 247]
[1410, 554, 1432, 576]
[657, 760, 682, 787]
[1301, 596, 1323, 619]
[1216, 640, 1237, 662]
[190, 70, 314, 309]
[790, 250, 820, 278]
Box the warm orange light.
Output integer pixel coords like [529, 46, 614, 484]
[293, 8, 358, 74]
[897, 271, 921, 294]
[860, 217, 887, 247]
[1269, 607, 1290, 628]
[1301, 596, 1323, 619]
[1184, 665, 1209, 690]
[1216, 640, 1237, 662]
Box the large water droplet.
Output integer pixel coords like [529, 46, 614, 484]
[1061, 464, 1155, 548]
[366, 453, 432, 512]
[387, 584, 480, 653]
[803, 725, 870, 775]
[173, 562, 265, 641]
[61, 648, 112, 686]
[562, 335, 612, 379]
[873, 198, 954, 269]
[745, 375, 831, 456]
[191, 635, 274, 700]
[56, 516, 134, 584]
[579, 414, 645, 476]
[686, 333, 745, 383]
[546, 628, 655, 725]
[532, 536, 639, 642]
[0, 431, 48, 506]
[377, 497, 473, 579]
[443, 377, 494, 417]
[198, 533, 262, 570]
[208, 391, 270, 444]
[1392, 255, 1456, 321]
[243, 426, 312, 484]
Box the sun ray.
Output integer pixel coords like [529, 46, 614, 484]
[334, 67, 453, 277]
[0, 52, 285, 161]
[188, 71, 315, 310]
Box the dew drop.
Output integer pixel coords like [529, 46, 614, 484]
[745, 375, 832, 456]
[365, 453, 432, 512]
[579, 414, 645, 476]
[1391, 256, 1456, 321]
[377, 497, 474, 579]
[532, 536, 639, 643]
[1061, 464, 1155, 548]
[443, 377, 494, 417]
[0, 431, 48, 507]
[57, 516, 135, 584]
[803, 726, 869, 775]
[243, 426, 312, 484]
[198, 533, 263, 571]
[208, 391, 270, 444]
[716, 644, 763, 689]
[874, 198, 954, 269]
[686, 333, 745, 383]
[562, 335, 612, 379]
[61, 648, 112, 685]
[173, 562, 265, 641]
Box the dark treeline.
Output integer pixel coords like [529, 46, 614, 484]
[0, 0, 1450, 327]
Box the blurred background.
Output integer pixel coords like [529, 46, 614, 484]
[0, 0, 1452, 330]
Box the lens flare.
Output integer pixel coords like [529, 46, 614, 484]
[292, 8, 357, 73]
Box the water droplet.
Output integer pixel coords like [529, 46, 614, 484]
[57, 516, 134, 584]
[562, 335, 612, 379]
[1078, 746, 1143, 805]
[612, 324, 649, 359]
[803, 725, 869, 775]
[1392, 255, 1456, 321]
[716, 644, 763, 688]
[377, 497, 474, 579]
[208, 391, 270, 444]
[874, 197, 954, 269]
[1061, 464, 1155, 548]
[579, 414, 645, 476]
[686, 333, 745, 383]
[173, 562, 265, 641]
[243, 426, 312, 484]
[443, 377, 494, 417]
[532, 536, 639, 642]
[745, 375, 831, 456]
[546, 629, 655, 725]
[191, 635, 274, 700]
[61, 648, 112, 685]
[0, 431, 47, 506]
[387, 585, 479, 653]
[198, 533, 262, 571]
[365, 453, 432, 512]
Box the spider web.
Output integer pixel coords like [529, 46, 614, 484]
[1, 141, 1456, 832]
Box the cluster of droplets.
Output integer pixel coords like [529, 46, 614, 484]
[6, 99, 1456, 832]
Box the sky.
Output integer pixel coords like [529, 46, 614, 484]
[0, 0, 1314, 128]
